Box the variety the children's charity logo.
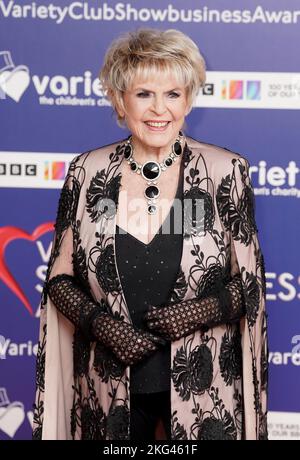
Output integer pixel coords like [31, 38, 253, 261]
[0, 223, 54, 315]
[0, 51, 30, 102]
[0, 50, 106, 107]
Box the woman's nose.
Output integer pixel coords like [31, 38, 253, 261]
[151, 96, 167, 114]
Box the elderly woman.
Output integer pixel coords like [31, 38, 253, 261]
[33, 28, 268, 441]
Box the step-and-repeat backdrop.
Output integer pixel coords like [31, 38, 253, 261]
[0, 0, 299, 440]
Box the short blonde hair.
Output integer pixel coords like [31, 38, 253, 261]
[99, 28, 206, 127]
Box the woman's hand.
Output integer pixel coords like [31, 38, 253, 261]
[144, 275, 246, 341]
[91, 313, 167, 366]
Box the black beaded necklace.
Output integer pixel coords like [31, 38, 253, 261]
[123, 131, 184, 215]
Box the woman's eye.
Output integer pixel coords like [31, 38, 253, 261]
[169, 92, 180, 98]
[137, 92, 150, 98]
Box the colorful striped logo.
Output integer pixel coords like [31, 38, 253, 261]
[229, 80, 243, 99]
[247, 80, 261, 100]
[44, 161, 66, 180]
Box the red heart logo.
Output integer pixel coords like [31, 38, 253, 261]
[0, 223, 54, 316]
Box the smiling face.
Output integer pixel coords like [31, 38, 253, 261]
[116, 70, 191, 154]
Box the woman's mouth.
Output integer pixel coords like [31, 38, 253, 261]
[144, 121, 170, 131]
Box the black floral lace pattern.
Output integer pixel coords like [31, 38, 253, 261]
[73, 219, 91, 295]
[172, 343, 213, 401]
[73, 330, 91, 378]
[95, 244, 121, 295]
[198, 413, 236, 440]
[171, 410, 188, 440]
[196, 262, 231, 299]
[93, 343, 126, 382]
[216, 158, 257, 246]
[32, 323, 46, 440]
[106, 404, 130, 440]
[242, 269, 261, 327]
[168, 267, 188, 303]
[219, 328, 242, 386]
[183, 187, 215, 237]
[86, 169, 122, 222]
[54, 186, 73, 234]
[71, 376, 107, 440]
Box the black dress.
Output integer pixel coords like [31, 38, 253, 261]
[115, 166, 183, 394]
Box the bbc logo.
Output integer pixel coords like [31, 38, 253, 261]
[0, 163, 37, 176]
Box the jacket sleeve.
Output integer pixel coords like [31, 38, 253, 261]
[32, 155, 86, 439]
[218, 156, 268, 440]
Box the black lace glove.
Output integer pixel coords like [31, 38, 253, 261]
[47, 273, 166, 366]
[144, 274, 245, 341]
[90, 312, 166, 366]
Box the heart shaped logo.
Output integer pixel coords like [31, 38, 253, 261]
[0, 223, 54, 315]
[0, 65, 30, 102]
[0, 402, 25, 438]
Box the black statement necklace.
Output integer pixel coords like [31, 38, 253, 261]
[123, 131, 184, 215]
